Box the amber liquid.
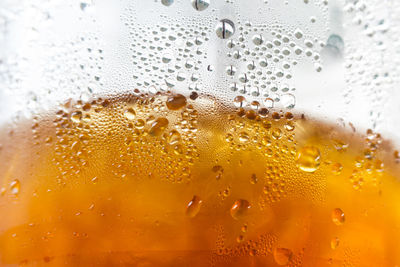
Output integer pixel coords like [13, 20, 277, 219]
[0, 92, 399, 266]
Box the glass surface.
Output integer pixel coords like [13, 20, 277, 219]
[0, 0, 400, 266]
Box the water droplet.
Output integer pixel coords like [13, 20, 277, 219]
[230, 199, 251, 220]
[273, 248, 293, 265]
[250, 174, 258, 184]
[239, 132, 249, 143]
[216, 19, 235, 39]
[272, 128, 282, 140]
[326, 34, 344, 55]
[331, 163, 343, 175]
[332, 208, 345, 225]
[296, 146, 321, 172]
[91, 177, 98, 184]
[239, 73, 248, 83]
[186, 195, 203, 218]
[124, 108, 136, 120]
[167, 130, 181, 145]
[331, 237, 340, 249]
[264, 98, 274, 108]
[227, 40, 235, 48]
[191, 0, 210, 11]
[162, 53, 173, 63]
[212, 165, 224, 180]
[281, 93, 296, 109]
[294, 28, 303, 39]
[234, 96, 247, 107]
[236, 235, 244, 243]
[149, 118, 169, 136]
[10, 179, 20, 195]
[71, 111, 82, 123]
[161, 0, 174, 6]
[252, 34, 264, 45]
[166, 94, 187, 110]
[226, 65, 237, 76]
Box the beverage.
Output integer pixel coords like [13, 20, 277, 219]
[0, 92, 399, 266]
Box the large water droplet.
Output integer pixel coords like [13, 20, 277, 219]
[273, 248, 292, 265]
[324, 34, 344, 58]
[191, 0, 210, 11]
[124, 108, 136, 120]
[230, 199, 251, 220]
[149, 118, 169, 136]
[216, 19, 235, 39]
[166, 94, 187, 110]
[296, 146, 321, 172]
[186, 195, 203, 218]
[280, 93, 296, 109]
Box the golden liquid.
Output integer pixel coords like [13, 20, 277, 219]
[0, 93, 399, 266]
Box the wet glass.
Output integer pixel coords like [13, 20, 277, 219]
[0, 0, 400, 266]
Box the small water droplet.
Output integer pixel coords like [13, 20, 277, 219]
[296, 146, 321, 172]
[186, 195, 203, 218]
[331, 163, 343, 175]
[216, 19, 235, 39]
[250, 174, 258, 184]
[91, 177, 98, 184]
[10, 179, 20, 196]
[239, 132, 249, 143]
[331, 237, 340, 249]
[230, 199, 251, 220]
[332, 208, 345, 225]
